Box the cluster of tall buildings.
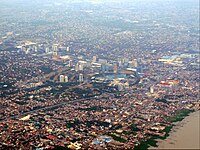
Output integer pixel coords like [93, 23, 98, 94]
[95, 57, 139, 74]
[79, 74, 84, 82]
[17, 42, 71, 56]
[59, 75, 68, 83]
[39, 51, 141, 84]
[59, 74, 84, 83]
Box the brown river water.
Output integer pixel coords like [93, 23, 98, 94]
[150, 111, 200, 149]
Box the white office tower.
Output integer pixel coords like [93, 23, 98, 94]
[75, 63, 79, 72]
[113, 64, 118, 73]
[53, 51, 58, 56]
[65, 76, 69, 82]
[118, 60, 122, 67]
[79, 64, 84, 71]
[79, 74, 84, 82]
[132, 59, 138, 68]
[30, 83, 36, 88]
[25, 48, 30, 54]
[150, 86, 154, 94]
[69, 60, 73, 67]
[92, 56, 97, 63]
[60, 75, 65, 83]
[66, 46, 70, 52]
[45, 47, 50, 53]
[33, 46, 38, 52]
[122, 58, 129, 64]
[52, 44, 58, 52]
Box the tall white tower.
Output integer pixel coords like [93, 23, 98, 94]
[92, 56, 97, 63]
[69, 60, 73, 67]
[65, 76, 69, 82]
[79, 74, 84, 82]
[66, 46, 70, 52]
[132, 59, 138, 68]
[60, 75, 65, 82]
[150, 86, 154, 94]
[52, 44, 58, 52]
[79, 64, 84, 71]
[75, 63, 79, 72]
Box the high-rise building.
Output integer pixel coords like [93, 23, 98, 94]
[150, 86, 154, 94]
[60, 75, 65, 82]
[53, 51, 58, 56]
[52, 44, 58, 52]
[79, 74, 84, 82]
[113, 64, 118, 73]
[34, 46, 38, 52]
[69, 60, 73, 68]
[30, 83, 36, 88]
[45, 47, 50, 53]
[122, 58, 129, 64]
[66, 46, 70, 52]
[92, 56, 97, 63]
[52, 44, 59, 56]
[65, 76, 69, 82]
[118, 60, 122, 67]
[79, 64, 84, 71]
[75, 63, 79, 72]
[132, 59, 138, 68]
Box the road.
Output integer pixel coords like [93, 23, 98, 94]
[1, 96, 95, 122]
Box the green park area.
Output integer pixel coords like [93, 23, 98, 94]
[166, 109, 194, 123]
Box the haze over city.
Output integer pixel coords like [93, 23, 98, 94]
[0, 0, 199, 149]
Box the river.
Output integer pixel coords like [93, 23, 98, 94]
[150, 110, 200, 149]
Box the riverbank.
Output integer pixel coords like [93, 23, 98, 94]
[134, 109, 194, 150]
[150, 110, 200, 149]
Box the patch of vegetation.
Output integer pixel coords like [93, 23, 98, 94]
[122, 131, 136, 135]
[166, 109, 194, 123]
[14, 101, 28, 105]
[107, 133, 126, 143]
[134, 136, 158, 150]
[40, 66, 53, 74]
[129, 124, 140, 131]
[160, 125, 174, 140]
[66, 120, 80, 128]
[135, 109, 194, 150]
[155, 98, 169, 104]
[110, 124, 122, 130]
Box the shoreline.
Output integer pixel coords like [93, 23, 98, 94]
[149, 110, 200, 149]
